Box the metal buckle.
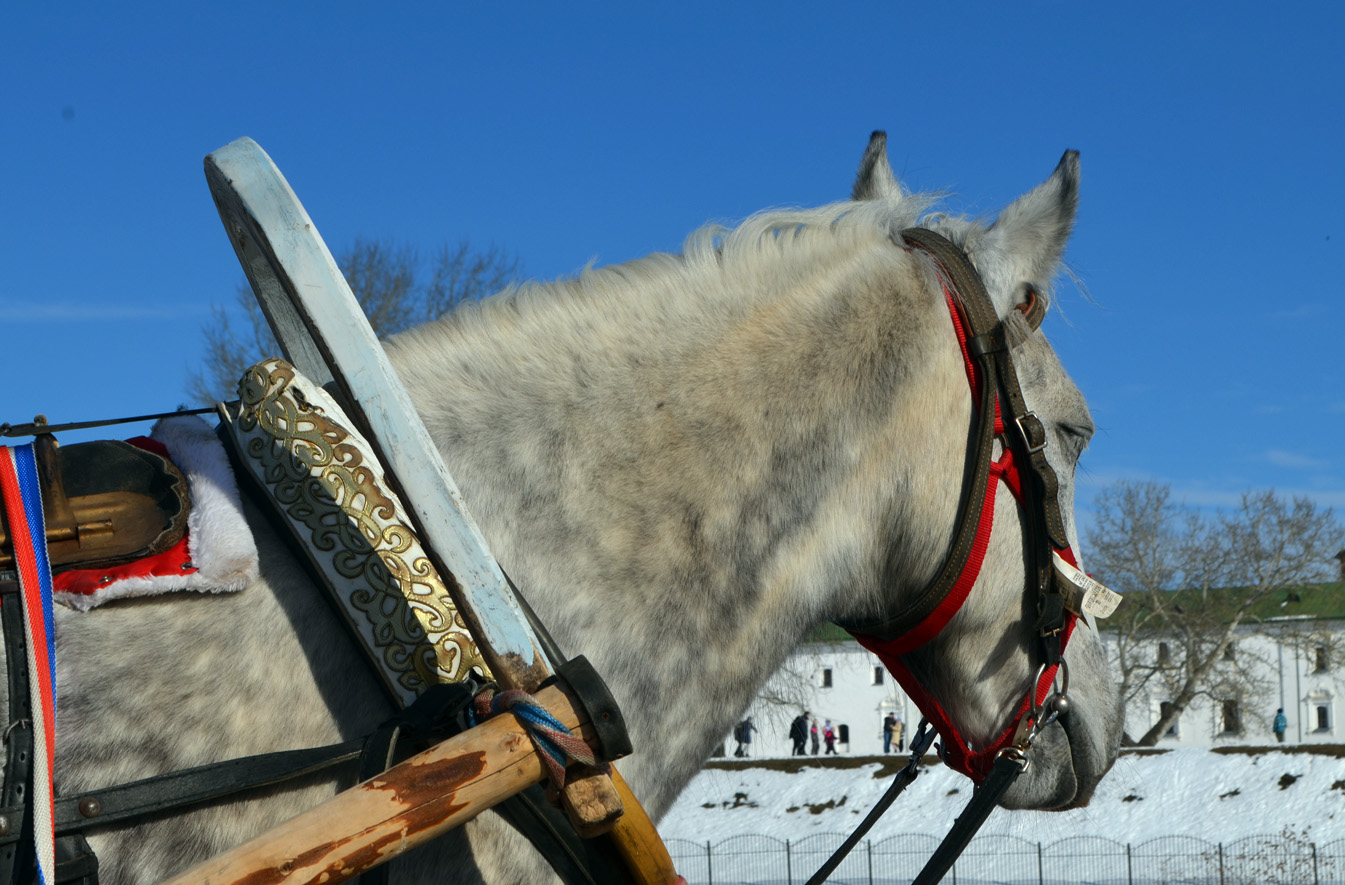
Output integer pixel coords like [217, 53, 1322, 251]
[995, 745, 1031, 772]
[1025, 659, 1071, 744]
[1014, 412, 1047, 454]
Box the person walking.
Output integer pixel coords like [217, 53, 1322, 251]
[823, 719, 837, 755]
[790, 712, 810, 756]
[810, 716, 820, 755]
[1273, 708, 1288, 743]
[733, 716, 758, 757]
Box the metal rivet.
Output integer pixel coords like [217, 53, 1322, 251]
[0, 815, 10, 835]
[99, 576, 113, 584]
[78, 798, 101, 818]
[180, 561, 195, 570]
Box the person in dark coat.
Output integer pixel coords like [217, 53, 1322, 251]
[733, 716, 758, 757]
[790, 711, 809, 756]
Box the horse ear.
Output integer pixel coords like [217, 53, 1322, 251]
[852, 131, 902, 201]
[982, 150, 1080, 285]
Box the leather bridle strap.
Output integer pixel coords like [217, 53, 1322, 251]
[907, 228, 1073, 679]
[842, 227, 1077, 781]
[841, 230, 1002, 640]
[901, 227, 1067, 552]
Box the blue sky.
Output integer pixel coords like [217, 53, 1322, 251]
[3, 2, 1343, 535]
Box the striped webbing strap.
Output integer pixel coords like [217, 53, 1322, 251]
[0, 445, 57, 885]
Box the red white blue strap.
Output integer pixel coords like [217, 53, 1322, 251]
[0, 445, 57, 885]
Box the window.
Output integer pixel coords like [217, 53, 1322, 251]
[1158, 642, 1171, 664]
[1315, 646, 1329, 673]
[1160, 701, 1180, 737]
[1221, 699, 1241, 735]
[820, 668, 833, 689]
[872, 666, 884, 686]
[1307, 692, 1333, 733]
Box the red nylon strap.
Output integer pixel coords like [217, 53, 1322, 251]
[850, 280, 1079, 782]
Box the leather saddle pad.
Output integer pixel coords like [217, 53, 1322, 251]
[0, 439, 189, 574]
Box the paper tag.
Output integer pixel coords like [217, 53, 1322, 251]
[1052, 551, 1122, 630]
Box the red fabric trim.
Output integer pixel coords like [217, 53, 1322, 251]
[859, 607, 1080, 783]
[945, 291, 979, 397]
[861, 475, 1000, 657]
[52, 436, 198, 596]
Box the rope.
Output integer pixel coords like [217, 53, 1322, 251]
[473, 689, 604, 790]
[0, 405, 226, 439]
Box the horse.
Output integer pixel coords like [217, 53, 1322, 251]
[44, 131, 1122, 883]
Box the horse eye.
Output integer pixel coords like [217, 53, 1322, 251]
[1063, 422, 1093, 442]
[1055, 421, 1092, 455]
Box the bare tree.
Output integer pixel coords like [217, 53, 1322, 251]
[187, 238, 519, 404]
[1086, 481, 1343, 745]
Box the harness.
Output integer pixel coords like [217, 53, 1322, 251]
[0, 418, 638, 885]
[818, 228, 1083, 884]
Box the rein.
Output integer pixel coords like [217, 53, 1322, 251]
[820, 228, 1082, 883]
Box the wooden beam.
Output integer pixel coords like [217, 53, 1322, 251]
[159, 684, 585, 885]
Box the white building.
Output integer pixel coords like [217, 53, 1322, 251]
[726, 605, 1344, 757]
[1117, 617, 1343, 746]
[725, 637, 918, 758]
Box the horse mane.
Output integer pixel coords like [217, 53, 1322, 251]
[391, 193, 949, 362]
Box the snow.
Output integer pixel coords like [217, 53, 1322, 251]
[659, 747, 1345, 847]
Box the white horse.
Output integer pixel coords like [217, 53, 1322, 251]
[48, 132, 1121, 883]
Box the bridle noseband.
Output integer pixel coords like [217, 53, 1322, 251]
[841, 227, 1080, 783]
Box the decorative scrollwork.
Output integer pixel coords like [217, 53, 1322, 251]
[229, 358, 489, 703]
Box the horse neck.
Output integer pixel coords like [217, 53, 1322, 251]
[387, 230, 970, 814]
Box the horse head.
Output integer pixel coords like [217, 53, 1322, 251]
[838, 132, 1122, 811]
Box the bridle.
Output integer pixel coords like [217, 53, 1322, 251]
[842, 226, 1081, 777]
[816, 228, 1084, 884]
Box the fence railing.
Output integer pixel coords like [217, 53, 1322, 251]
[664, 832, 1345, 884]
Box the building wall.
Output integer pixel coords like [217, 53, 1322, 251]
[724, 642, 917, 758]
[725, 620, 1343, 757]
[1109, 620, 1343, 747]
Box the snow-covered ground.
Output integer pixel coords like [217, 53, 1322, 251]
[660, 745, 1345, 846]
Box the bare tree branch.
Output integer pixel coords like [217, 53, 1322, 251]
[1086, 480, 1343, 746]
[187, 238, 519, 404]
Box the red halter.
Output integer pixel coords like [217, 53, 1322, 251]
[846, 233, 1079, 783]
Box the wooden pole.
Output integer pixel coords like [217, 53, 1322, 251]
[159, 684, 585, 885]
[206, 137, 623, 834]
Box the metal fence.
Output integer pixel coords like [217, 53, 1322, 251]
[665, 832, 1345, 884]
